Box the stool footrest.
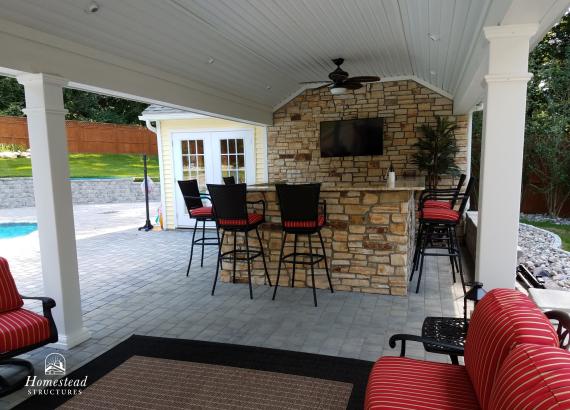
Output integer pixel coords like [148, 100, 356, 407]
[282, 252, 325, 265]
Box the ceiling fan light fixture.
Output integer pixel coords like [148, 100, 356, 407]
[330, 86, 347, 95]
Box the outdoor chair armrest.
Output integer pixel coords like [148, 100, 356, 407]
[389, 333, 465, 358]
[20, 295, 58, 340]
[247, 199, 266, 217]
[184, 194, 211, 201]
[20, 295, 56, 310]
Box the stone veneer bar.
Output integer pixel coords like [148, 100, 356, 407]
[219, 179, 423, 296]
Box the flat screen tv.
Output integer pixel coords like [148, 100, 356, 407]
[319, 118, 383, 158]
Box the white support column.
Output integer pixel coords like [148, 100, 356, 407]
[475, 24, 538, 290]
[17, 73, 90, 349]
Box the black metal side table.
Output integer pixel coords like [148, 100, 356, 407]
[422, 317, 468, 364]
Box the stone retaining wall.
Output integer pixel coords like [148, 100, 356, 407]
[0, 177, 160, 208]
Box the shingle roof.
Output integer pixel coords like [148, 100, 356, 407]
[141, 104, 191, 115]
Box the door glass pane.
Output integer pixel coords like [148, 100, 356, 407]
[219, 137, 246, 183]
[180, 138, 206, 191]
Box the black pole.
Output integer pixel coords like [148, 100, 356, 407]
[138, 154, 153, 232]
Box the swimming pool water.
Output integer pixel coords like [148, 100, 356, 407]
[0, 223, 38, 239]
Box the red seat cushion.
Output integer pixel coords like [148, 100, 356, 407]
[0, 258, 23, 313]
[489, 344, 570, 410]
[0, 308, 51, 353]
[218, 213, 263, 227]
[423, 200, 452, 209]
[189, 206, 213, 218]
[464, 289, 559, 409]
[282, 215, 325, 229]
[421, 208, 460, 222]
[365, 356, 480, 409]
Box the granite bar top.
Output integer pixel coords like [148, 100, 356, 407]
[247, 177, 425, 192]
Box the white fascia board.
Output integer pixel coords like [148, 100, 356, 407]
[0, 18, 272, 126]
[138, 113, 211, 121]
[272, 76, 455, 112]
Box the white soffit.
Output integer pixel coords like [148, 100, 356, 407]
[0, 0, 567, 118]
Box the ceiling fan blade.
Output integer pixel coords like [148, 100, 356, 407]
[343, 83, 363, 90]
[346, 76, 380, 83]
[299, 81, 331, 84]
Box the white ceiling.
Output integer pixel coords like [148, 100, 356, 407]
[0, 0, 490, 105]
[0, 0, 567, 122]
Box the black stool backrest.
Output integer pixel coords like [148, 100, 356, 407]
[276, 183, 321, 223]
[178, 179, 203, 210]
[457, 177, 477, 216]
[223, 176, 236, 185]
[451, 173, 467, 207]
[208, 183, 248, 221]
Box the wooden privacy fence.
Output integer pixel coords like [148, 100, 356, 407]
[0, 116, 157, 154]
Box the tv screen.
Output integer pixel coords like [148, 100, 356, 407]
[319, 118, 383, 158]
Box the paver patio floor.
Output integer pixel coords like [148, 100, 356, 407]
[0, 202, 468, 408]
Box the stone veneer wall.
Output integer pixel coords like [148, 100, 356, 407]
[220, 188, 416, 296]
[268, 80, 468, 185]
[0, 177, 160, 208]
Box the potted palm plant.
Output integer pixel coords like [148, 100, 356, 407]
[412, 116, 461, 189]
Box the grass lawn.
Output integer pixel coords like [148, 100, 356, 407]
[520, 218, 570, 251]
[0, 154, 159, 179]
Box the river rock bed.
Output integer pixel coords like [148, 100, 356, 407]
[519, 223, 570, 291]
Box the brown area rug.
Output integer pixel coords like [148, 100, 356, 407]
[59, 356, 352, 409]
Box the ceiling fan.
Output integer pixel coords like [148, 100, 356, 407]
[300, 58, 380, 95]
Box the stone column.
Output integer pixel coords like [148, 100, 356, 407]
[475, 24, 538, 290]
[17, 73, 90, 349]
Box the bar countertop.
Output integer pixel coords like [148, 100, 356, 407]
[247, 177, 425, 192]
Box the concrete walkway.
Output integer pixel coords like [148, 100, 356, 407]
[0, 202, 466, 408]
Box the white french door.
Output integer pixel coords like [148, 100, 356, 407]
[173, 130, 255, 227]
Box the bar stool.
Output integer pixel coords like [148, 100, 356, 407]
[272, 183, 333, 307]
[223, 176, 236, 185]
[208, 183, 271, 299]
[410, 177, 476, 294]
[177, 180, 219, 276]
[412, 174, 466, 272]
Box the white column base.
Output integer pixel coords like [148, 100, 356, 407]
[49, 327, 92, 350]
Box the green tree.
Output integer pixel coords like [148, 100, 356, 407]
[524, 13, 570, 216]
[0, 76, 147, 125]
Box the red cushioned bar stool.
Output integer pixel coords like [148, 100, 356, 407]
[178, 180, 220, 276]
[410, 177, 476, 294]
[412, 173, 466, 272]
[0, 257, 58, 397]
[208, 183, 271, 299]
[272, 183, 333, 307]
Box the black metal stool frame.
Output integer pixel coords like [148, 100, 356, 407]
[208, 184, 272, 299]
[178, 180, 220, 276]
[272, 183, 333, 307]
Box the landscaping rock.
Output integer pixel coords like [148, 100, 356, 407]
[519, 222, 570, 292]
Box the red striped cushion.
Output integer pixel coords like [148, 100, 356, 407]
[218, 213, 263, 227]
[464, 289, 559, 409]
[489, 344, 570, 410]
[421, 208, 460, 222]
[423, 200, 452, 209]
[0, 258, 23, 313]
[190, 206, 213, 218]
[283, 215, 325, 229]
[365, 356, 479, 409]
[0, 308, 51, 353]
